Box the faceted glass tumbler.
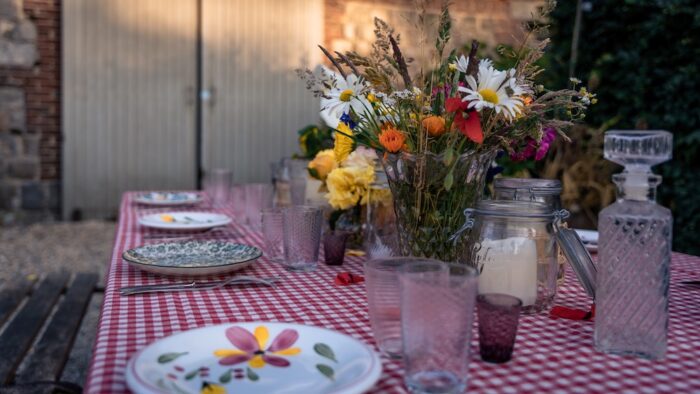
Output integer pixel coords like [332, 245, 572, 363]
[244, 183, 274, 230]
[204, 168, 232, 205]
[363, 258, 418, 359]
[477, 293, 522, 364]
[323, 231, 349, 266]
[261, 208, 284, 263]
[401, 261, 478, 394]
[282, 206, 323, 272]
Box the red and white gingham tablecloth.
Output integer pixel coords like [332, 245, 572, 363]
[85, 192, 700, 393]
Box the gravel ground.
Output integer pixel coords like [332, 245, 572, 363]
[0, 220, 115, 285]
[0, 220, 115, 388]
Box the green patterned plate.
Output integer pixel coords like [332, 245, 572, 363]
[123, 241, 262, 276]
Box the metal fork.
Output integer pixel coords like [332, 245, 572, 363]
[119, 275, 279, 296]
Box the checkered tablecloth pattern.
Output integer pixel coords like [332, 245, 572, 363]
[85, 192, 700, 393]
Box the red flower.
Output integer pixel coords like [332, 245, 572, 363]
[445, 97, 483, 144]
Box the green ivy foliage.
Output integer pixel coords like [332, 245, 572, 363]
[545, 0, 700, 254]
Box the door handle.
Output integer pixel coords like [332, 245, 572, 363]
[200, 86, 217, 108]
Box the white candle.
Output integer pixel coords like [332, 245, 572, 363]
[477, 236, 538, 306]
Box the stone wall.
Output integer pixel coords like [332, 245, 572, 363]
[0, 0, 60, 224]
[325, 0, 544, 69]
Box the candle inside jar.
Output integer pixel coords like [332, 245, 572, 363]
[477, 237, 538, 306]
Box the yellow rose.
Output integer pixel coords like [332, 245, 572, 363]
[308, 149, 336, 181]
[333, 123, 354, 163]
[325, 166, 375, 210]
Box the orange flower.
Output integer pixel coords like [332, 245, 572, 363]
[421, 116, 446, 137]
[379, 125, 406, 153]
[523, 96, 534, 106]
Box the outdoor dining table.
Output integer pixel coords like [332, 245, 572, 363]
[85, 192, 700, 393]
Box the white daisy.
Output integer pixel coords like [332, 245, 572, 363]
[320, 71, 372, 128]
[458, 60, 525, 120]
[455, 55, 469, 73]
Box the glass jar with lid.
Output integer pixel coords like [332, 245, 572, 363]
[493, 178, 567, 285]
[454, 200, 568, 314]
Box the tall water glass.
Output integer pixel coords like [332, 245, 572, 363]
[401, 261, 478, 394]
[282, 206, 323, 271]
[204, 168, 232, 205]
[244, 183, 273, 230]
[364, 257, 415, 359]
[261, 208, 285, 262]
[230, 184, 246, 222]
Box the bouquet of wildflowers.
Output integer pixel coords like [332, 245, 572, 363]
[298, 1, 594, 260]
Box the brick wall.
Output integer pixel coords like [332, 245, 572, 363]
[0, 0, 60, 222]
[325, 0, 543, 67]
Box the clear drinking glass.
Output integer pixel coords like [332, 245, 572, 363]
[400, 260, 478, 394]
[282, 206, 323, 271]
[244, 183, 274, 230]
[204, 168, 232, 205]
[230, 184, 246, 222]
[363, 257, 418, 359]
[364, 169, 399, 258]
[477, 293, 522, 364]
[286, 158, 309, 206]
[261, 208, 284, 262]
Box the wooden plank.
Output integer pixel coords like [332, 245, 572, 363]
[15, 273, 98, 384]
[60, 292, 104, 386]
[0, 277, 34, 327]
[0, 273, 69, 384]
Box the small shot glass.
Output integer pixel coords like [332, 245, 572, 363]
[477, 293, 523, 364]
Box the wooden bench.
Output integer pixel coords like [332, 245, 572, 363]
[0, 272, 103, 394]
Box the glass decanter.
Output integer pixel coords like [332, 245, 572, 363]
[594, 130, 673, 359]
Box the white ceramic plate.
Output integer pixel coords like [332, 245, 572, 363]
[122, 241, 262, 276]
[135, 192, 203, 206]
[139, 212, 232, 231]
[126, 322, 382, 394]
[575, 229, 598, 252]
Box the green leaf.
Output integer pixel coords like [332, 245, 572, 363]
[219, 369, 232, 384]
[185, 369, 199, 380]
[442, 147, 455, 166]
[313, 343, 337, 362]
[157, 352, 188, 364]
[316, 364, 335, 380]
[443, 171, 454, 191]
[246, 367, 259, 382]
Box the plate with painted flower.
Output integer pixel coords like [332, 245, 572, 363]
[135, 192, 203, 206]
[126, 322, 382, 394]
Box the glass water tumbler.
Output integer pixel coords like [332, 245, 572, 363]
[595, 130, 672, 359]
[364, 257, 415, 359]
[282, 206, 323, 271]
[493, 178, 567, 285]
[459, 200, 562, 314]
[477, 293, 523, 364]
[400, 261, 478, 394]
[261, 208, 284, 262]
[244, 183, 274, 230]
[204, 168, 232, 205]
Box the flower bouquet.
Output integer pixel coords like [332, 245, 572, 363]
[299, 3, 593, 261]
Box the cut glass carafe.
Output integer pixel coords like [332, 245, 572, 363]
[595, 130, 673, 359]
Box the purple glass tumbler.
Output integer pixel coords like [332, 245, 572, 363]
[323, 231, 349, 265]
[477, 293, 523, 364]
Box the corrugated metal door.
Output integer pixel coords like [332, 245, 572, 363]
[201, 0, 323, 183]
[62, 0, 198, 218]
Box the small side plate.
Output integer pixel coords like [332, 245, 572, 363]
[123, 240, 262, 276]
[135, 192, 203, 206]
[138, 212, 231, 231]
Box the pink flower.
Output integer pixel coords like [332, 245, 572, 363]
[214, 326, 301, 369]
[511, 127, 557, 162]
